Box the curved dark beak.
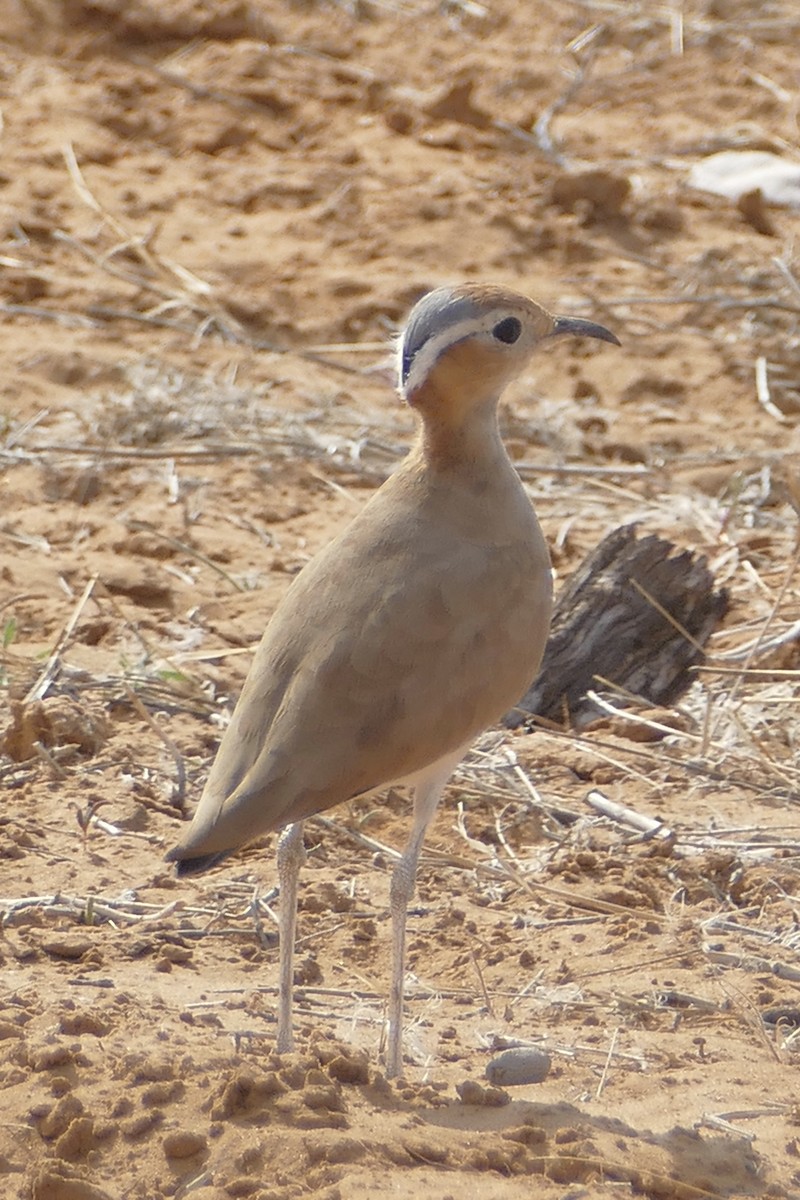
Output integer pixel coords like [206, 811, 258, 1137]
[551, 315, 620, 346]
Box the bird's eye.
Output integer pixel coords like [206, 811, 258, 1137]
[492, 316, 522, 344]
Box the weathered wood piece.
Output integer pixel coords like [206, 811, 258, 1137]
[504, 524, 728, 729]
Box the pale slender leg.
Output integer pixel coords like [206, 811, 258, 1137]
[386, 752, 464, 1078]
[276, 821, 306, 1053]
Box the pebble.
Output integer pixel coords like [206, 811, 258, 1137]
[485, 1047, 551, 1086]
[163, 1129, 207, 1159]
[455, 1079, 509, 1107]
[41, 937, 93, 961]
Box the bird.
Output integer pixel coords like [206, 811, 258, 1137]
[166, 283, 619, 1077]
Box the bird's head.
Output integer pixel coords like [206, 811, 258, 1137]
[398, 283, 619, 410]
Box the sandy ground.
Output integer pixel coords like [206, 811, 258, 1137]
[4, 1, 800, 1197]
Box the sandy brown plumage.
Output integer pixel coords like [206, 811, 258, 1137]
[166, 282, 619, 1074]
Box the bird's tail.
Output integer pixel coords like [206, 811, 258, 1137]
[165, 847, 230, 876]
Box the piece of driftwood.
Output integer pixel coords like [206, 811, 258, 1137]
[504, 524, 728, 729]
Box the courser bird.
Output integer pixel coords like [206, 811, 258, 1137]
[166, 283, 619, 1077]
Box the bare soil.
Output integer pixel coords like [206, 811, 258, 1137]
[3, 2, 800, 1198]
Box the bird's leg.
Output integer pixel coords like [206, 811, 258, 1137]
[387, 763, 456, 1079]
[276, 820, 306, 1054]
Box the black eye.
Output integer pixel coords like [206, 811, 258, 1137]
[492, 316, 522, 344]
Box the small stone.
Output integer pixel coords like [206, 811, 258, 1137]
[276, 1055, 314, 1090]
[42, 937, 93, 961]
[120, 1110, 162, 1139]
[306, 1136, 365, 1166]
[326, 1053, 369, 1085]
[304, 1068, 328, 1087]
[402, 1136, 449, 1164]
[302, 1084, 345, 1112]
[59, 1011, 111, 1037]
[554, 1125, 581, 1144]
[253, 1072, 285, 1099]
[163, 1129, 207, 1159]
[502, 1124, 547, 1146]
[384, 107, 414, 135]
[31, 1167, 115, 1200]
[128, 1055, 175, 1084]
[102, 565, 173, 609]
[453, 1080, 484, 1104]
[55, 1116, 96, 1161]
[38, 1094, 84, 1139]
[142, 1080, 184, 1107]
[455, 1079, 510, 1106]
[225, 1179, 260, 1198]
[549, 169, 631, 219]
[485, 1047, 551, 1086]
[158, 943, 192, 964]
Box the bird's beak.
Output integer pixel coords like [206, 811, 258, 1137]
[550, 315, 621, 346]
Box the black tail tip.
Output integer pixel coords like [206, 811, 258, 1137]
[167, 849, 229, 877]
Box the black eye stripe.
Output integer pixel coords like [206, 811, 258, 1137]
[402, 311, 523, 387]
[493, 316, 522, 344]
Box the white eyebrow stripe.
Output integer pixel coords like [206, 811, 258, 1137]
[399, 313, 498, 397]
